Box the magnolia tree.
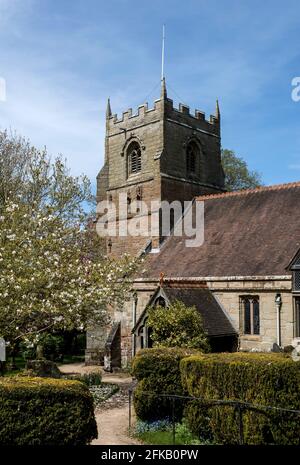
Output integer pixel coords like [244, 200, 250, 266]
[0, 131, 138, 350]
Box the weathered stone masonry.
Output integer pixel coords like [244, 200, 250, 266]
[86, 81, 224, 365]
[86, 78, 300, 367]
[96, 79, 224, 257]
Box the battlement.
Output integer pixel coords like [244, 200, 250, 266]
[110, 99, 162, 126]
[108, 95, 219, 133]
[169, 100, 219, 126]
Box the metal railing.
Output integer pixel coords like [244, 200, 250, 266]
[128, 389, 300, 445]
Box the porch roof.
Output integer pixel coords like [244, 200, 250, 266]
[133, 286, 237, 338]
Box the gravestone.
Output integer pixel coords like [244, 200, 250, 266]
[25, 359, 61, 378]
[291, 338, 300, 362]
[0, 338, 5, 362]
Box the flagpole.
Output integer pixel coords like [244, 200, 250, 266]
[161, 24, 165, 80]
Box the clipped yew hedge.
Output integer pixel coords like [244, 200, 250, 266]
[132, 348, 199, 421]
[181, 353, 300, 445]
[0, 377, 97, 445]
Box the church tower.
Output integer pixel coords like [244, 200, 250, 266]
[86, 81, 225, 366]
[96, 79, 224, 257]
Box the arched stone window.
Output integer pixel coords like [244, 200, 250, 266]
[241, 296, 260, 335]
[186, 141, 198, 175]
[138, 326, 144, 349]
[127, 141, 142, 175]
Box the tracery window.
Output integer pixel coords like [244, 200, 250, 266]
[186, 142, 198, 174]
[241, 296, 260, 335]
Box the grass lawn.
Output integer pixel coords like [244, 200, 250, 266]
[2, 354, 85, 377]
[137, 430, 180, 445]
[2, 356, 26, 376]
[134, 421, 205, 445]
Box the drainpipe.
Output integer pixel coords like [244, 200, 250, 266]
[275, 293, 282, 347]
[132, 292, 138, 357]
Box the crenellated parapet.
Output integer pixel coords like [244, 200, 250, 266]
[106, 81, 220, 136]
[164, 97, 220, 135]
[108, 99, 163, 132]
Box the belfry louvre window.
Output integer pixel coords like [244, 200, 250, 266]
[128, 141, 141, 175]
[186, 143, 197, 174]
[241, 296, 260, 335]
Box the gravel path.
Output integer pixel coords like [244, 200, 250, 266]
[59, 363, 140, 445]
[92, 376, 140, 445]
[92, 405, 140, 445]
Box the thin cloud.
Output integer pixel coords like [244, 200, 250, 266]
[1, 0, 300, 188]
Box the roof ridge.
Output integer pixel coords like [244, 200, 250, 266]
[196, 181, 300, 201]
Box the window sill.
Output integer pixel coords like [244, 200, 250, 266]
[127, 172, 142, 181]
[187, 173, 199, 180]
[241, 335, 261, 341]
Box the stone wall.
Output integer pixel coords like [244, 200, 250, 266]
[162, 105, 223, 189]
[207, 277, 293, 351]
[86, 274, 296, 366]
[123, 277, 295, 363]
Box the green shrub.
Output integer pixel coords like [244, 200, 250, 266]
[147, 300, 210, 351]
[0, 377, 97, 445]
[132, 348, 199, 421]
[19, 341, 36, 361]
[40, 334, 65, 361]
[68, 371, 102, 386]
[81, 371, 102, 386]
[20, 334, 65, 362]
[20, 331, 86, 363]
[181, 353, 300, 445]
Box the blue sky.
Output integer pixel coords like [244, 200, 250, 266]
[0, 0, 300, 190]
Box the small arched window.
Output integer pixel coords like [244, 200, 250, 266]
[186, 142, 198, 175]
[127, 141, 142, 175]
[138, 326, 144, 349]
[155, 296, 166, 307]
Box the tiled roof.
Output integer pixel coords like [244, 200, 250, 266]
[143, 182, 300, 278]
[163, 287, 237, 337]
[196, 181, 300, 201]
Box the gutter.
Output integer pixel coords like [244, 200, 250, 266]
[134, 275, 291, 283]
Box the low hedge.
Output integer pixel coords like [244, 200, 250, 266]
[0, 377, 97, 445]
[181, 353, 300, 445]
[132, 348, 198, 421]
